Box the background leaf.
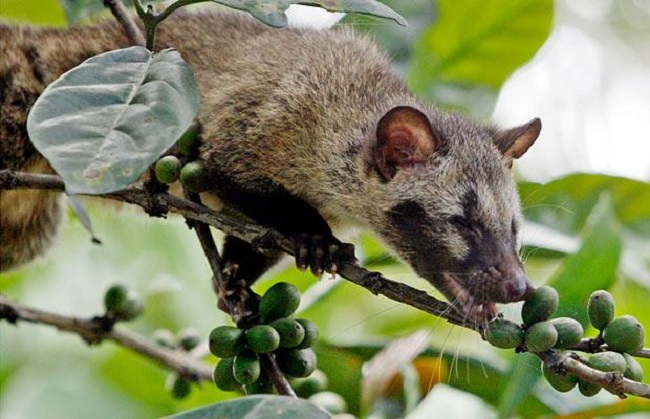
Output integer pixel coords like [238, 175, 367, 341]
[27, 46, 199, 194]
[164, 395, 331, 419]
[56, 0, 117, 24]
[0, 0, 66, 26]
[496, 353, 542, 417]
[408, 0, 553, 99]
[520, 174, 650, 235]
[548, 194, 622, 327]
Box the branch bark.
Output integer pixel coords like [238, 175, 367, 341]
[0, 294, 213, 382]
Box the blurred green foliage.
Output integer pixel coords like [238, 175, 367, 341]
[1, 1, 649, 418]
[0, 0, 66, 26]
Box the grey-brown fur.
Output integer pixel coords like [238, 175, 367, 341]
[0, 11, 540, 317]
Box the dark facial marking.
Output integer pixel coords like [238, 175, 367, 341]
[387, 200, 430, 236]
[450, 188, 482, 239]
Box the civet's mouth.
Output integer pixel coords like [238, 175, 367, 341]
[433, 269, 533, 322]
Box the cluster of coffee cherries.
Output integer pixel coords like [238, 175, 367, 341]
[153, 123, 208, 192]
[210, 282, 321, 393]
[485, 287, 645, 396]
[154, 155, 207, 192]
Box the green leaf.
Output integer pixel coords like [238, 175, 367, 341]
[520, 173, 650, 235]
[0, 0, 66, 26]
[408, 0, 552, 95]
[341, 0, 432, 66]
[316, 346, 363, 415]
[164, 395, 331, 419]
[213, 0, 406, 28]
[548, 193, 622, 328]
[27, 46, 199, 194]
[57, 0, 108, 24]
[497, 353, 541, 417]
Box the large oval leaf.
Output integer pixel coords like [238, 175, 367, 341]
[548, 193, 622, 328]
[214, 0, 406, 28]
[27, 46, 199, 195]
[164, 395, 331, 419]
[408, 0, 552, 94]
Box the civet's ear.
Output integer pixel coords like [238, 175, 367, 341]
[368, 106, 440, 182]
[494, 118, 541, 168]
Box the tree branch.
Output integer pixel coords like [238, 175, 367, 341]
[0, 170, 467, 328]
[1, 169, 648, 399]
[539, 350, 650, 399]
[103, 0, 145, 46]
[0, 294, 213, 382]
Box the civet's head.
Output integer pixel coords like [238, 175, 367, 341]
[363, 106, 540, 319]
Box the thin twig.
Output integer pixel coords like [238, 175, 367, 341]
[259, 353, 296, 397]
[181, 186, 296, 396]
[182, 188, 225, 288]
[0, 294, 213, 381]
[103, 0, 145, 46]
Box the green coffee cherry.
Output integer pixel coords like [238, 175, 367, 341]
[308, 391, 348, 415]
[259, 282, 301, 323]
[177, 121, 201, 157]
[521, 286, 559, 325]
[166, 375, 191, 399]
[276, 348, 317, 378]
[525, 321, 558, 353]
[209, 326, 245, 358]
[116, 294, 144, 321]
[245, 325, 281, 353]
[213, 357, 240, 392]
[550, 317, 584, 349]
[177, 328, 201, 351]
[233, 351, 261, 385]
[603, 315, 645, 354]
[485, 318, 524, 349]
[104, 284, 129, 313]
[587, 352, 627, 374]
[578, 378, 601, 397]
[154, 155, 181, 184]
[294, 318, 319, 349]
[152, 329, 177, 349]
[542, 362, 578, 393]
[291, 370, 328, 398]
[587, 290, 615, 331]
[180, 160, 208, 192]
[270, 318, 306, 348]
[244, 371, 274, 395]
[622, 353, 644, 382]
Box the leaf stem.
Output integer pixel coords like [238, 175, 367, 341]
[134, 0, 211, 51]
